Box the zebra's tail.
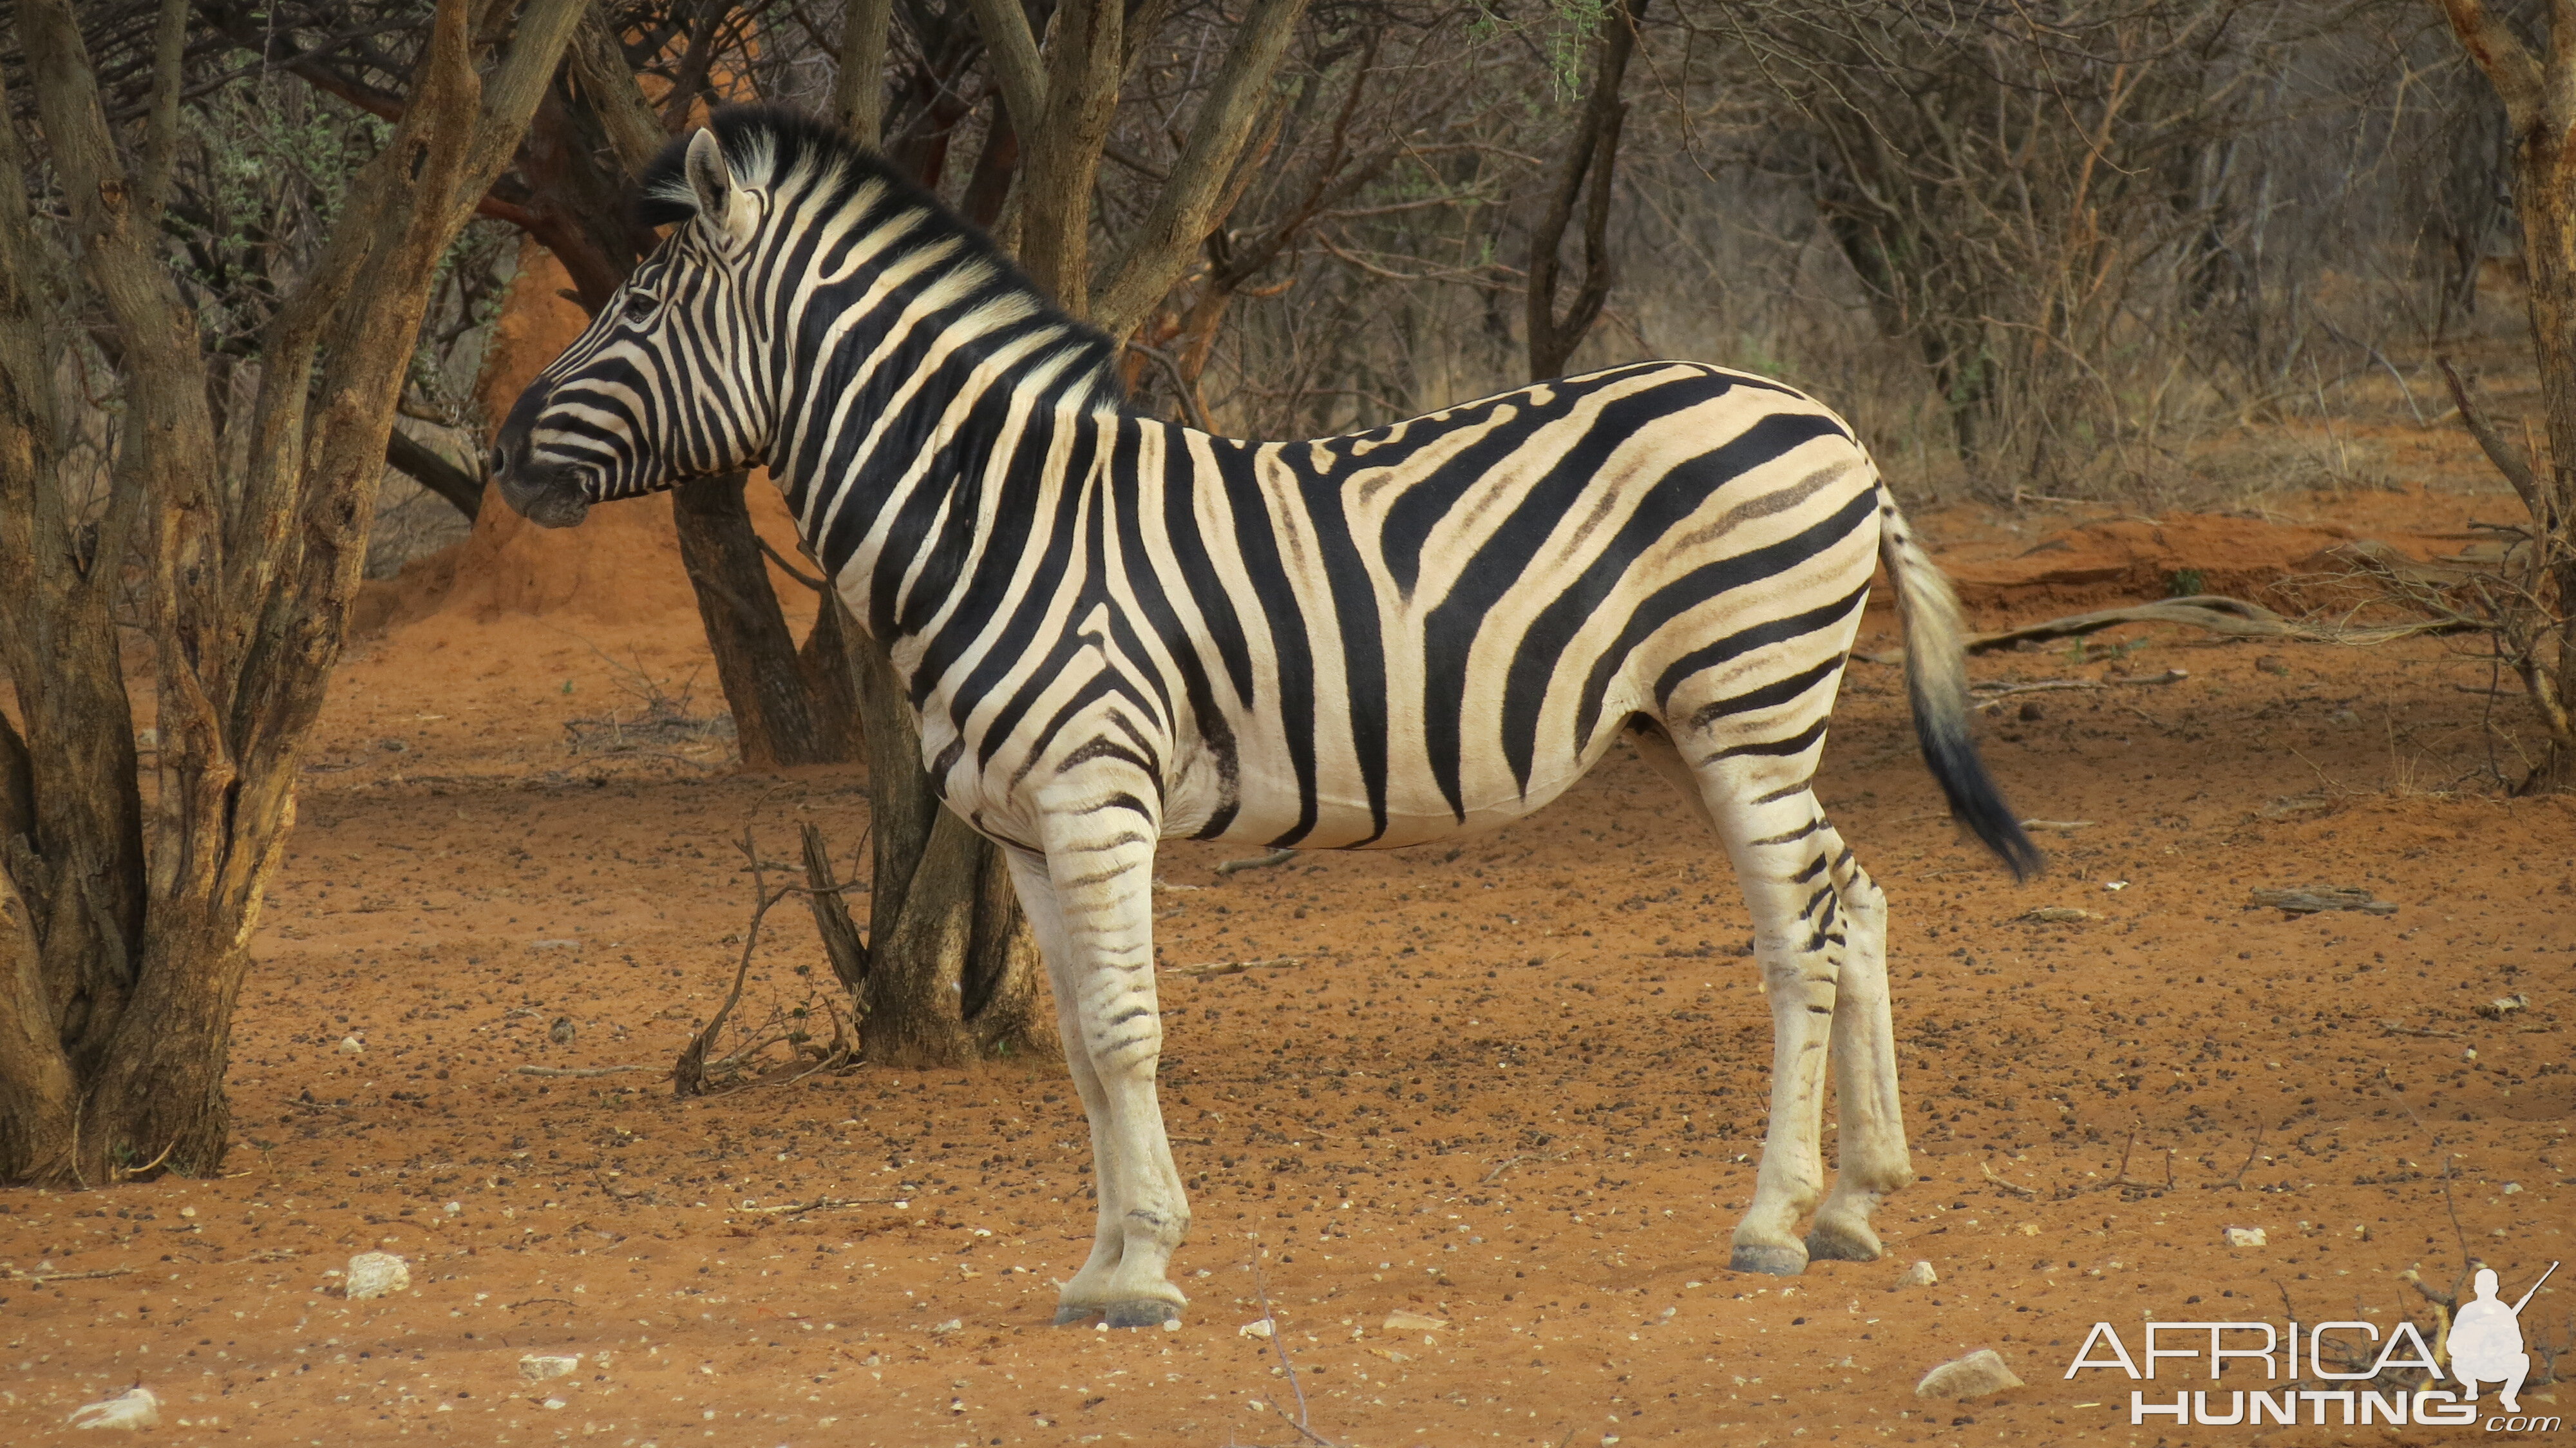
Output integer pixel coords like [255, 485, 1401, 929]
[1878, 488, 2044, 881]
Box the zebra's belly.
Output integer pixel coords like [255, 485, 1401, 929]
[1171, 728, 1620, 852]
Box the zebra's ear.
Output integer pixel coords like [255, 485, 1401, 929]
[683, 129, 757, 251]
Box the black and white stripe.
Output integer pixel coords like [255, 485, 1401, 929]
[495, 106, 2038, 1325]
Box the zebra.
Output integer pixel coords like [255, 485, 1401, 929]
[491, 106, 2040, 1328]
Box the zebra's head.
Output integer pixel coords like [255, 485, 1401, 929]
[492, 126, 772, 528]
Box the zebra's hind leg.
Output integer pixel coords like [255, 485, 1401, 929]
[1008, 817, 1191, 1328]
[1637, 728, 1860, 1277]
[1717, 777, 1846, 1277]
[1800, 826, 1909, 1264]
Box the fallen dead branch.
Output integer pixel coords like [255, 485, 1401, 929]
[511, 1064, 656, 1078]
[1969, 669, 2188, 709]
[739, 1196, 911, 1216]
[3, 1266, 133, 1284]
[2380, 1020, 2473, 1041]
[674, 828, 855, 1097]
[1180, 953, 1319, 974]
[2018, 819, 2096, 830]
[1215, 848, 1299, 876]
[1481, 1152, 1567, 1185]
[1964, 595, 2463, 654]
[2249, 886, 2396, 915]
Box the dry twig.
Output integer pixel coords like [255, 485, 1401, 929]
[1215, 848, 1299, 876]
[1980, 1160, 2038, 1196]
[1250, 1242, 1340, 1447]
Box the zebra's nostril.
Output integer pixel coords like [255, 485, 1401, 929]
[490, 443, 511, 475]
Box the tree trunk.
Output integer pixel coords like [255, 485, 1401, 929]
[77, 928, 249, 1176]
[2430, 0, 2576, 790]
[671, 472, 844, 767]
[1526, 0, 1644, 383]
[833, 605, 1052, 1066]
[0, 0, 581, 1187]
[2508, 147, 2576, 789]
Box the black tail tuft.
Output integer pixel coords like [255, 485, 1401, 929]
[1909, 678, 2044, 881]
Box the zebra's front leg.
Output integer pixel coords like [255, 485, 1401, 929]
[1007, 812, 1189, 1327]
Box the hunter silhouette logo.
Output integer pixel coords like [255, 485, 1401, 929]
[2454, 1262, 2554, 1415]
[2065, 1261, 2561, 1429]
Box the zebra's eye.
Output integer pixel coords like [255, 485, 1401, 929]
[620, 291, 657, 323]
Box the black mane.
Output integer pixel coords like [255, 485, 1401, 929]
[636, 104, 1124, 404]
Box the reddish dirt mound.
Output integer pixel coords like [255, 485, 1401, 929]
[355, 240, 815, 640]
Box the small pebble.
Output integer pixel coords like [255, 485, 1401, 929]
[519, 1355, 582, 1381]
[345, 1251, 410, 1299]
[67, 1386, 160, 1430]
[1895, 1261, 1938, 1288]
[2223, 1226, 2266, 1248]
[1915, 1348, 2023, 1399]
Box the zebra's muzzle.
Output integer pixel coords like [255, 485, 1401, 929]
[495, 458, 592, 529]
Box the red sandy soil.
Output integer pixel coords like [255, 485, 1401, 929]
[5, 403, 2573, 1446]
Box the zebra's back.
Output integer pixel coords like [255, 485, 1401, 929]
[922, 360, 1886, 853]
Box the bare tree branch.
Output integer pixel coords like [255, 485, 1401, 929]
[2430, 0, 2544, 131]
[2438, 356, 2548, 524]
[961, 0, 1046, 146]
[833, 0, 895, 147]
[571, 3, 672, 173]
[384, 426, 485, 521]
[1090, 0, 1312, 341]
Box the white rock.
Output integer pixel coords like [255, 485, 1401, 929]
[337, 1036, 365, 1054]
[2223, 1226, 2267, 1248]
[345, 1251, 410, 1299]
[518, 1355, 582, 1382]
[1383, 1309, 1448, 1332]
[929, 1318, 961, 1335]
[1915, 1349, 2024, 1399]
[1895, 1261, 1938, 1289]
[1239, 1318, 1275, 1339]
[68, 1386, 160, 1429]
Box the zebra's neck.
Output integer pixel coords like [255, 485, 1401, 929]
[758, 176, 1123, 646]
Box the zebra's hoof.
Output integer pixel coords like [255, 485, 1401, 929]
[1053, 1304, 1100, 1326]
[1729, 1243, 1808, 1277]
[1804, 1223, 1882, 1262]
[1103, 1300, 1182, 1329]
